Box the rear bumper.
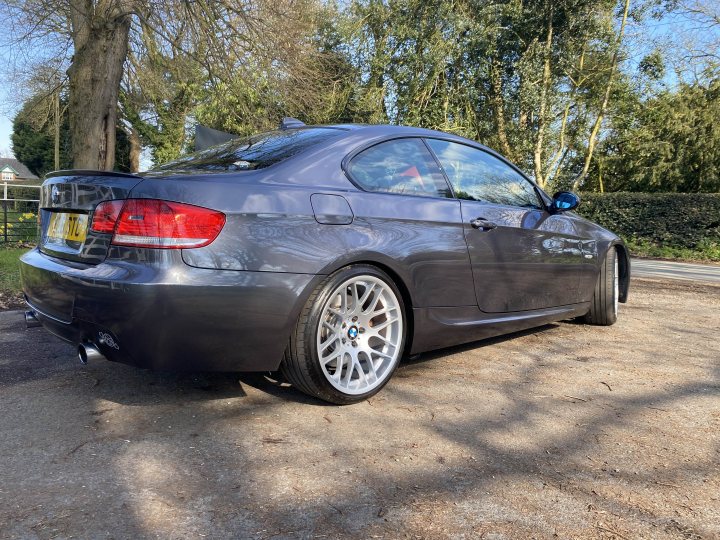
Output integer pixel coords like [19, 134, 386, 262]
[20, 248, 318, 371]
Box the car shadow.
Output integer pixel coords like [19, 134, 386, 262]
[401, 322, 560, 367]
[57, 323, 566, 407]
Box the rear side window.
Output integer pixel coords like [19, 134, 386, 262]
[346, 139, 452, 198]
[426, 139, 542, 209]
[152, 128, 345, 172]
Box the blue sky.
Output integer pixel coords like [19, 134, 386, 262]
[0, 45, 20, 157]
[0, 115, 12, 157]
[0, 47, 14, 156]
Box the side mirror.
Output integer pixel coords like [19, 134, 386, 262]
[551, 191, 580, 213]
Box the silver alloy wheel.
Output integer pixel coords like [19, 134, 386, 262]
[316, 275, 403, 395]
[613, 253, 619, 317]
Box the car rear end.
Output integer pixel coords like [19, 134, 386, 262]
[20, 170, 316, 372]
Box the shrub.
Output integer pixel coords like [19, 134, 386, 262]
[577, 192, 720, 260]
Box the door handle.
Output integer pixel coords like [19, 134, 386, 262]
[470, 218, 497, 231]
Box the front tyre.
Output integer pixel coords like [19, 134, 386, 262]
[583, 247, 619, 326]
[281, 265, 406, 404]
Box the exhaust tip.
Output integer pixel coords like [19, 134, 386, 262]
[25, 311, 41, 328]
[78, 343, 105, 365]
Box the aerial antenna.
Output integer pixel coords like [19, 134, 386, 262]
[279, 117, 306, 130]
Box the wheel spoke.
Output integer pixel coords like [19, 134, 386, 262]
[322, 351, 341, 366]
[334, 354, 348, 381]
[363, 352, 378, 382]
[358, 283, 376, 310]
[320, 336, 338, 353]
[370, 333, 395, 346]
[344, 357, 357, 386]
[367, 291, 383, 314]
[369, 316, 398, 333]
[352, 283, 360, 311]
[341, 288, 349, 314]
[322, 320, 337, 332]
[372, 304, 398, 317]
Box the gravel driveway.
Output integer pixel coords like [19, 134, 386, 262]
[0, 278, 718, 539]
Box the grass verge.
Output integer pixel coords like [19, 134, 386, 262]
[0, 245, 30, 310]
[624, 238, 720, 263]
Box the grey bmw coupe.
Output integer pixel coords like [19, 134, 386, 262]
[21, 121, 629, 404]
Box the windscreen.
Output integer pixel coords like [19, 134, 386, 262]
[151, 128, 346, 173]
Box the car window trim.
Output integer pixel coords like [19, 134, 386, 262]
[421, 138, 458, 199]
[422, 137, 551, 210]
[341, 135, 455, 200]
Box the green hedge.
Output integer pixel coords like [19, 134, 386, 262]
[576, 192, 720, 260]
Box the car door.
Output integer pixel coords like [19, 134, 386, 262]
[425, 138, 598, 313]
[343, 137, 475, 309]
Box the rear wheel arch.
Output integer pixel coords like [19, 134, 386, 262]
[319, 258, 415, 357]
[320, 254, 414, 309]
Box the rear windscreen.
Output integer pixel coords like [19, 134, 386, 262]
[151, 128, 346, 172]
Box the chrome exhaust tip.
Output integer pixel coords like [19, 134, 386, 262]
[25, 311, 41, 328]
[78, 343, 105, 365]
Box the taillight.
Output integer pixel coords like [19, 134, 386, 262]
[90, 199, 225, 249]
[91, 201, 124, 233]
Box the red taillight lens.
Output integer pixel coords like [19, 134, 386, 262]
[91, 200, 125, 233]
[90, 199, 225, 249]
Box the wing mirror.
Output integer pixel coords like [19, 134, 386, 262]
[551, 191, 580, 213]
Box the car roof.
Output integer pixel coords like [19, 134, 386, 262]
[299, 123, 507, 163]
[306, 123, 488, 146]
[306, 123, 466, 137]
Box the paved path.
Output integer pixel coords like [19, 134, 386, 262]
[632, 258, 720, 283]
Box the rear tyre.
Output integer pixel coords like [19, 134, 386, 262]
[281, 265, 406, 404]
[583, 247, 619, 326]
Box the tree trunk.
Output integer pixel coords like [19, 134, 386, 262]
[573, 0, 630, 191]
[128, 126, 141, 173]
[54, 89, 60, 171]
[67, 6, 131, 170]
[547, 43, 586, 185]
[533, 5, 554, 189]
[490, 58, 513, 160]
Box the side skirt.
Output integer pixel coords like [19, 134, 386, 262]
[410, 303, 591, 354]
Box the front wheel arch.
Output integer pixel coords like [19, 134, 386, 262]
[584, 246, 620, 326]
[611, 242, 630, 303]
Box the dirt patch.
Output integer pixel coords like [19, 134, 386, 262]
[0, 290, 24, 311]
[0, 278, 718, 539]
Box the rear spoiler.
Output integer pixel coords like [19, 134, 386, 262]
[45, 170, 143, 180]
[195, 125, 237, 151]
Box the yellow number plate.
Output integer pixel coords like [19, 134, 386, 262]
[47, 212, 89, 243]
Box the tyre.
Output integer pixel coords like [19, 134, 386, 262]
[281, 265, 406, 404]
[583, 247, 619, 326]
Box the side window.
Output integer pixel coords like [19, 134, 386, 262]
[346, 139, 452, 198]
[426, 139, 542, 209]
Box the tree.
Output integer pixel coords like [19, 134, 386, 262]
[573, 0, 631, 190]
[343, 0, 631, 189]
[11, 91, 132, 176]
[4, 0, 324, 170]
[597, 76, 720, 192]
[11, 92, 72, 176]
